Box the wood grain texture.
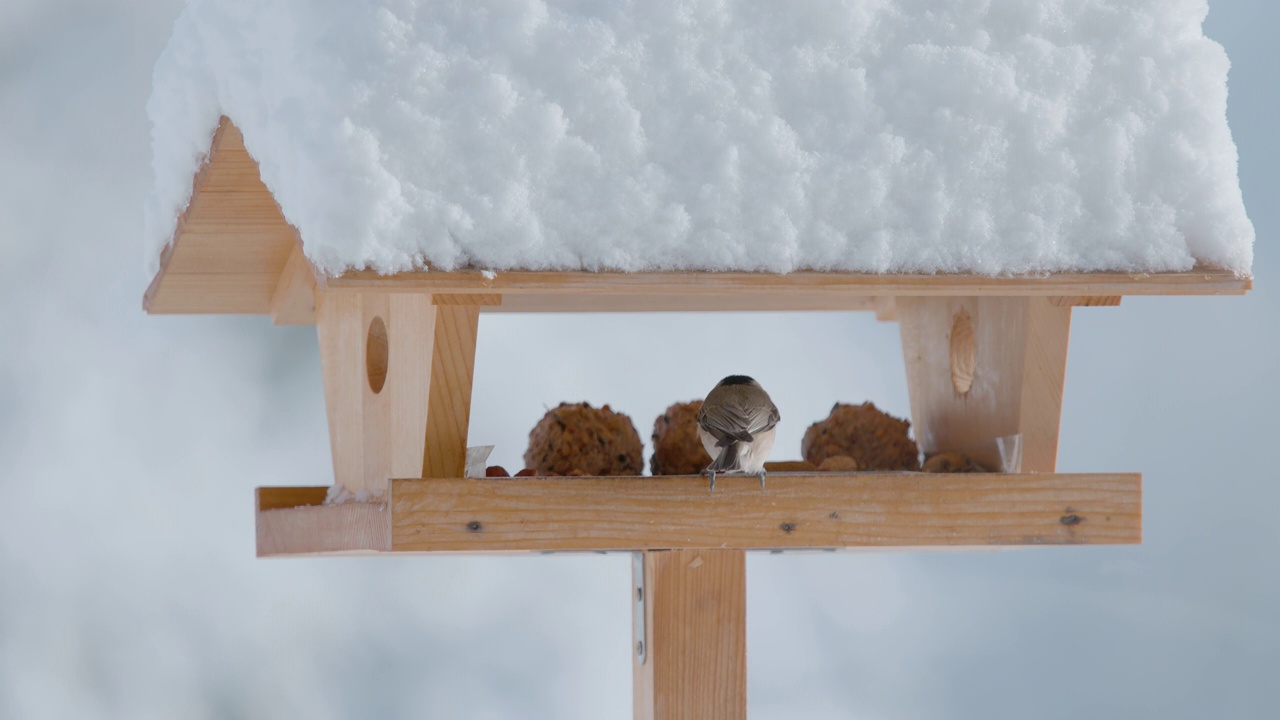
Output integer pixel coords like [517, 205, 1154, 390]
[256, 486, 327, 511]
[144, 118, 297, 314]
[1049, 296, 1122, 307]
[389, 472, 1141, 551]
[433, 293, 503, 306]
[635, 550, 747, 720]
[325, 265, 1249, 299]
[271, 240, 318, 325]
[899, 297, 1072, 472]
[422, 303, 480, 478]
[317, 291, 438, 494]
[257, 503, 391, 557]
[1018, 299, 1073, 472]
[489, 293, 880, 313]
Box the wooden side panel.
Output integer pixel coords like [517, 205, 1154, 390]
[317, 291, 438, 494]
[636, 550, 747, 720]
[422, 302, 480, 478]
[145, 119, 297, 314]
[899, 297, 1072, 472]
[317, 292, 366, 491]
[389, 473, 1141, 551]
[1018, 299, 1073, 472]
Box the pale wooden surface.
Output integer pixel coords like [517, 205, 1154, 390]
[317, 291, 438, 494]
[1018, 298, 1074, 472]
[324, 265, 1249, 300]
[899, 297, 1072, 472]
[422, 302, 480, 478]
[388, 472, 1140, 552]
[144, 119, 297, 314]
[270, 241, 318, 325]
[491, 293, 880, 313]
[256, 503, 391, 556]
[634, 550, 747, 720]
[1050, 295, 1122, 307]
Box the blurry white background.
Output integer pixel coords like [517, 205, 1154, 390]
[1, 2, 1277, 718]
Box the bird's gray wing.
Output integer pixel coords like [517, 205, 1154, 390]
[697, 400, 778, 447]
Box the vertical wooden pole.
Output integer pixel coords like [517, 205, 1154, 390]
[898, 296, 1072, 472]
[634, 549, 747, 720]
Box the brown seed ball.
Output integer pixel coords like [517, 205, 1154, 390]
[802, 402, 921, 471]
[524, 402, 644, 476]
[514, 468, 537, 477]
[817, 455, 859, 472]
[485, 466, 510, 477]
[650, 400, 714, 475]
[922, 451, 989, 473]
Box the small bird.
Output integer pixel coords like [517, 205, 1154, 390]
[696, 375, 780, 491]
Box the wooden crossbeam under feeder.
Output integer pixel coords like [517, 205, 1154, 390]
[145, 116, 1248, 720]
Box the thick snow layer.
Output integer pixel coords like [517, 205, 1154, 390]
[145, 0, 1254, 276]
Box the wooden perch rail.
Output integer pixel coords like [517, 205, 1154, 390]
[254, 472, 1141, 557]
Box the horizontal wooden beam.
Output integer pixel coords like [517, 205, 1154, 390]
[256, 472, 1140, 556]
[487, 293, 882, 313]
[389, 473, 1139, 552]
[324, 266, 1247, 301]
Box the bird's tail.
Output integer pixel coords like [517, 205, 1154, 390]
[709, 442, 742, 473]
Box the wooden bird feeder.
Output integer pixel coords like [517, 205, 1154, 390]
[146, 118, 1250, 719]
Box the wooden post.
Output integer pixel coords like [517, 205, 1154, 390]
[898, 296, 1072, 472]
[634, 549, 747, 720]
[422, 297, 482, 478]
[315, 291, 482, 494]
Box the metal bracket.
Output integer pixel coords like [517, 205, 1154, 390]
[632, 551, 647, 665]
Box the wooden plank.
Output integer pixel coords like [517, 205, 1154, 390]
[899, 297, 1072, 472]
[255, 486, 327, 511]
[433, 293, 503, 306]
[316, 291, 438, 495]
[326, 264, 1249, 299]
[491, 294, 879, 313]
[1049, 296, 1122, 307]
[257, 503, 391, 557]
[1018, 298, 1073, 472]
[389, 473, 1141, 552]
[271, 240, 318, 325]
[635, 549, 747, 720]
[422, 302, 481, 478]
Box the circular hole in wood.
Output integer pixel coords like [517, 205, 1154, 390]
[950, 310, 975, 397]
[366, 316, 389, 394]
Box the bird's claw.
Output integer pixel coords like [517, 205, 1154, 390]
[706, 469, 717, 493]
[757, 470, 767, 490]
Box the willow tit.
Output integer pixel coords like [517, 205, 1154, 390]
[696, 375, 780, 491]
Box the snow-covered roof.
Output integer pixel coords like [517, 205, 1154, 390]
[145, 0, 1254, 277]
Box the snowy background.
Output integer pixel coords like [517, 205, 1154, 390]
[1, 2, 1277, 718]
